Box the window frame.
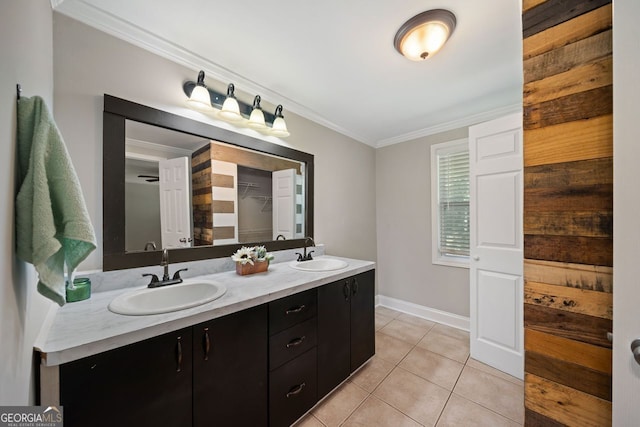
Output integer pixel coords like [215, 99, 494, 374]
[431, 138, 470, 269]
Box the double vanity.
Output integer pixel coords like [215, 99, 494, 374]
[36, 256, 375, 427]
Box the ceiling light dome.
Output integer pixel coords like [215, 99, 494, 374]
[394, 9, 456, 61]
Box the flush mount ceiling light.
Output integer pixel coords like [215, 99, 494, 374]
[182, 71, 290, 137]
[394, 9, 456, 61]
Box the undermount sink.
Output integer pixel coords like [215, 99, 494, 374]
[108, 279, 226, 315]
[289, 258, 349, 272]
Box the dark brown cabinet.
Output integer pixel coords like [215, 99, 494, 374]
[193, 304, 268, 427]
[60, 328, 193, 427]
[317, 269, 375, 399]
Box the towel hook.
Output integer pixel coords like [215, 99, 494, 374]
[16, 84, 22, 101]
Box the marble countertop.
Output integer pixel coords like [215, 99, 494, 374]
[34, 256, 375, 366]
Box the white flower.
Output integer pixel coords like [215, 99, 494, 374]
[231, 247, 255, 265]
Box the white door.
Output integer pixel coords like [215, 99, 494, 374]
[159, 156, 192, 248]
[469, 113, 524, 379]
[613, 1, 640, 423]
[272, 169, 296, 240]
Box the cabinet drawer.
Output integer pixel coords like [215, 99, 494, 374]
[269, 288, 317, 335]
[270, 317, 317, 371]
[269, 348, 317, 427]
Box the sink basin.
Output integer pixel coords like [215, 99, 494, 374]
[289, 258, 348, 272]
[108, 279, 226, 315]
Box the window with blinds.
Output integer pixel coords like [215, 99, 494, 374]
[431, 139, 470, 266]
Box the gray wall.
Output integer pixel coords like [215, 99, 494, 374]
[52, 13, 377, 270]
[125, 182, 162, 251]
[376, 128, 471, 317]
[0, 0, 54, 405]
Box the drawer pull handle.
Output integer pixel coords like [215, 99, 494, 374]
[352, 279, 359, 295]
[286, 382, 306, 398]
[203, 328, 210, 361]
[286, 336, 306, 348]
[285, 305, 306, 315]
[343, 281, 351, 300]
[176, 336, 183, 372]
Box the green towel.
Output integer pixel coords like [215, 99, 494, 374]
[16, 96, 96, 306]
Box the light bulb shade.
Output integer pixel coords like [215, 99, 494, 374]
[271, 105, 289, 137]
[186, 71, 213, 110]
[218, 83, 242, 121]
[394, 9, 456, 61]
[248, 95, 267, 129]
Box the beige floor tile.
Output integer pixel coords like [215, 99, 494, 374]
[373, 367, 450, 426]
[453, 366, 524, 424]
[379, 319, 430, 345]
[399, 346, 464, 391]
[343, 395, 422, 427]
[396, 313, 437, 330]
[466, 358, 524, 386]
[312, 381, 369, 427]
[375, 332, 413, 364]
[350, 355, 395, 392]
[293, 413, 326, 427]
[375, 312, 394, 331]
[431, 323, 470, 341]
[418, 329, 470, 363]
[436, 394, 521, 427]
[375, 306, 402, 319]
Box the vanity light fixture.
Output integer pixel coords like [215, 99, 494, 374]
[182, 71, 290, 137]
[271, 105, 290, 137]
[247, 95, 267, 129]
[218, 83, 242, 121]
[394, 9, 456, 61]
[186, 70, 213, 110]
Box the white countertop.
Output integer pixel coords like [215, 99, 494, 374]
[34, 256, 375, 366]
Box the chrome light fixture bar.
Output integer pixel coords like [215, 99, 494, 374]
[183, 71, 289, 137]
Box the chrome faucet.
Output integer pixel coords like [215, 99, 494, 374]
[143, 248, 188, 288]
[296, 237, 316, 262]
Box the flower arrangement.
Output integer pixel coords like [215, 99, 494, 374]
[231, 246, 274, 275]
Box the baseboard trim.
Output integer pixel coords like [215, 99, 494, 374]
[376, 295, 470, 331]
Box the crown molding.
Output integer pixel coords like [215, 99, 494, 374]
[52, 0, 372, 145]
[375, 103, 523, 148]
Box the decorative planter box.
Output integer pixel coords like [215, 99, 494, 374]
[236, 260, 269, 276]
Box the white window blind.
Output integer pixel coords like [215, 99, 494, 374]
[432, 140, 470, 265]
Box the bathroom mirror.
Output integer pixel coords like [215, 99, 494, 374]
[104, 95, 314, 271]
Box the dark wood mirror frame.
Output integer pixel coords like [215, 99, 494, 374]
[103, 94, 314, 271]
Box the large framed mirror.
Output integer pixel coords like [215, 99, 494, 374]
[103, 95, 314, 271]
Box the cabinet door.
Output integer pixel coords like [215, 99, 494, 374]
[350, 270, 376, 372]
[317, 278, 351, 399]
[193, 304, 268, 427]
[60, 328, 192, 427]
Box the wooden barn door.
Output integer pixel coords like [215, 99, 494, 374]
[522, 1, 613, 425]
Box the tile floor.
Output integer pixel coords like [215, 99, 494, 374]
[294, 306, 524, 427]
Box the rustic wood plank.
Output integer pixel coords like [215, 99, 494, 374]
[524, 85, 612, 130]
[524, 184, 612, 212]
[524, 4, 611, 59]
[524, 303, 612, 348]
[525, 329, 612, 373]
[211, 173, 234, 188]
[524, 115, 612, 167]
[524, 408, 565, 427]
[192, 187, 211, 196]
[524, 157, 612, 188]
[524, 30, 611, 84]
[524, 56, 611, 106]
[192, 193, 212, 206]
[525, 373, 611, 426]
[524, 235, 612, 266]
[523, 0, 549, 13]
[526, 350, 611, 400]
[524, 211, 612, 238]
[525, 281, 612, 319]
[524, 259, 612, 292]
[523, 0, 611, 38]
[191, 146, 211, 167]
[192, 158, 212, 174]
[213, 226, 235, 240]
[212, 200, 234, 214]
[192, 174, 212, 190]
[211, 141, 301, 174]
